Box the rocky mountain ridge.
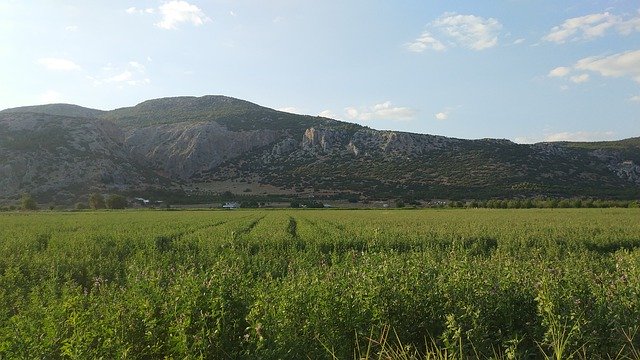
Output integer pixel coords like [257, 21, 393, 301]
[1, 95, 639, 203]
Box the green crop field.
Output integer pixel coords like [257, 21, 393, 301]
[1, 209, 639, 359]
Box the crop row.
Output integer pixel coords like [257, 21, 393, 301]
[0, 209, 639, 358]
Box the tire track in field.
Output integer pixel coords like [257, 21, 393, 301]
[300, 218, 332, 238]
[232, 215, 265, 240]
[176, 219, 229, 238]
[154, 220, 229, 252]
[287, 217, 298, 238]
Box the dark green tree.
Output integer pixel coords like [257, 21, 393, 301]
[89, 193, 106, 209]
[106, 194, 127, 209]
[20, 193, 37, 210]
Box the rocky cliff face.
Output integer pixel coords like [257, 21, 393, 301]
[0, 112, 158, 202]
[124, 121, 280, 179]
[299, 127, 461, 156]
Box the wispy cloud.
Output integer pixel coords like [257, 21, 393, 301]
[543, 131, 615, 142]
[544, 11, 640, 43]
[434, 108, 452, 121]
[126, 7, 154, 15]
[569, 73, 590, 83]
[514, 130, 616, 143]
[575, 50, 640, 83]
[126, 1, 210, 30]
[406, 32, 445, 52]
[39, 90, 63, 104]
[548, 66, 571, 77]
[65, 25, 78, 32]
[548, 50, 640, 85]
[630, 95, 640, 102]
[345, 101, 416, 122]
[37, 57, 81, 71]
[89, 61, 150, 87]
[155, 1, 211, 30]
[318, 110, 337, 119]
[276, 106, 302, 114]
[407, 13, 502, 52]
[434, 13, 502, 50]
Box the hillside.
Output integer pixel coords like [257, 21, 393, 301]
[0, 111, 165, 203]
[1, 95, 639, 204]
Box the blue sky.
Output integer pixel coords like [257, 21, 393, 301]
[0, 0, 638, 143]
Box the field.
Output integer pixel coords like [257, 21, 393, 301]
[1, 209, 639, 359]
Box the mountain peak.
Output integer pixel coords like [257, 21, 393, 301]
[1, 103, 105, 119]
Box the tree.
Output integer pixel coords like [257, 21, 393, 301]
[20, 193, 37, 210]
[106, 194, 127, 209]
[89, 193, 106, 210]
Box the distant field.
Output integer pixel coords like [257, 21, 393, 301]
[1, 209, 639, 359]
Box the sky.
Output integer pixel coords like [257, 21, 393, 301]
[0, 0, 639, 143]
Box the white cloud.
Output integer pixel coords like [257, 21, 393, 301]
[569, 73, 590, 83]
[548, 66, 571, 77]
[128, 61, 145, 71]
[155, 1, 211, 30]
[277, 107, 301, 114]
[544, 12, 617, 43]
[65, 25, 78, 32]
[512, 38, 525, 45]
[574, 50, 640, 83]
[126, 7, 154, 15]
[513, 136, 536, 144]
[548, 50, 640, 87]
[543, 131, 615, 142]
[39, 90, 63, 104]
[432, 13, 502, 50]
[345, 107, 359, 119]
[630, 95, 640, 102]
[318, 110, 337, 118]
[407, 12, 502, 52]
[37, 57, 81, 71]
[434, 108, 452, 121]
[406, 31, 446, 52]
[544, 11, 640, 43]
[90, 61, 150, 87]
[434, 112, 448, 120]
[618, 15, 640, 35]
[514, 131, 616, 144]
[345, 101, 416, 122]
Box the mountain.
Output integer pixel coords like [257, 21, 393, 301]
[2, 103, 106, 119]
[1, 95, 639, 204]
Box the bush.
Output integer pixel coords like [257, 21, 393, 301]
[106, 194, 127, 209]
[20, 193, 37, 211]
[89, 193, 106, 209]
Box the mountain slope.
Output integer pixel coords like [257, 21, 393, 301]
[1, 103, 105, 119]
[205, 128, 640, 199]
[1, 96, 639, 204]
[0, 112, 164, 203]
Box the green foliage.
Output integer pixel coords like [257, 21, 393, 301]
[0, 209, 639, 359]
[88, 193, 105, 210]
[20, 193, 37, 210]
[105, 194, 127, 209]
